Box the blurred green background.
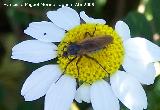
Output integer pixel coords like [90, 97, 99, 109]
[0, 0, 160, 110]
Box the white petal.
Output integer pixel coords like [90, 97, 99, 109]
[47, 7, 80, 30]
[115, 21, 131, 41]
[45, 75, 76, 110]
[11, 40, 57, 63]
[21, 65, 62, 101]
[155, 62, 160, 77]
[123, 55, 156, 85]
[80, 11, 106, 24]
[24, 21, 65, 42]
[110, 71, 147, 110]
[75, 83, 91, 103]
[91, 80, 120, 110]
[124, 37, 160, 63]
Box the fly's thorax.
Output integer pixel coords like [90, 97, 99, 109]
[57, 23, 125, 84]
[67, 44, 81, 55]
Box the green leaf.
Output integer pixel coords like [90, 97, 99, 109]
[144, 76, 160, 110]
[7, 8, 30, 27]
[17, 102, 35, 110]
[124, 11, 153, 41]
[151, 0, 160, 34]
[0, 85, 5, 103]
[0, 35, 25, 76]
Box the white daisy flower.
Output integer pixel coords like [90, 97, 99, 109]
[11, 6, 160, 110]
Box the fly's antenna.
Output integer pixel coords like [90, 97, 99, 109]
[84, 54, 110, 75]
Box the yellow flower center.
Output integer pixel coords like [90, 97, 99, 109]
[57, 24, 124, 84]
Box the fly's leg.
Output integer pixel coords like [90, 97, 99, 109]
[84, 24, 97, 38]
[84, 32, 93, 38]
[84, 54, 110, 75]
[55, 74, 63, 84]
[91, 24, 97, 37]
[55, 56, 77, 83]
[76, 56, 83, 76]
[63, 56, 77, 74]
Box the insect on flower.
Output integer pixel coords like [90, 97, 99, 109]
[62, 30, 114, 76]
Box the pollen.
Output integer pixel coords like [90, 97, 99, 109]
[57, 24, 124, 84]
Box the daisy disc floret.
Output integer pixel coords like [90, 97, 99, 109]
[11, 6, 160, 110]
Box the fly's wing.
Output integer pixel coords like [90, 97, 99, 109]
[79, 41, 101, 52]
[77, 36, 113, 54]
